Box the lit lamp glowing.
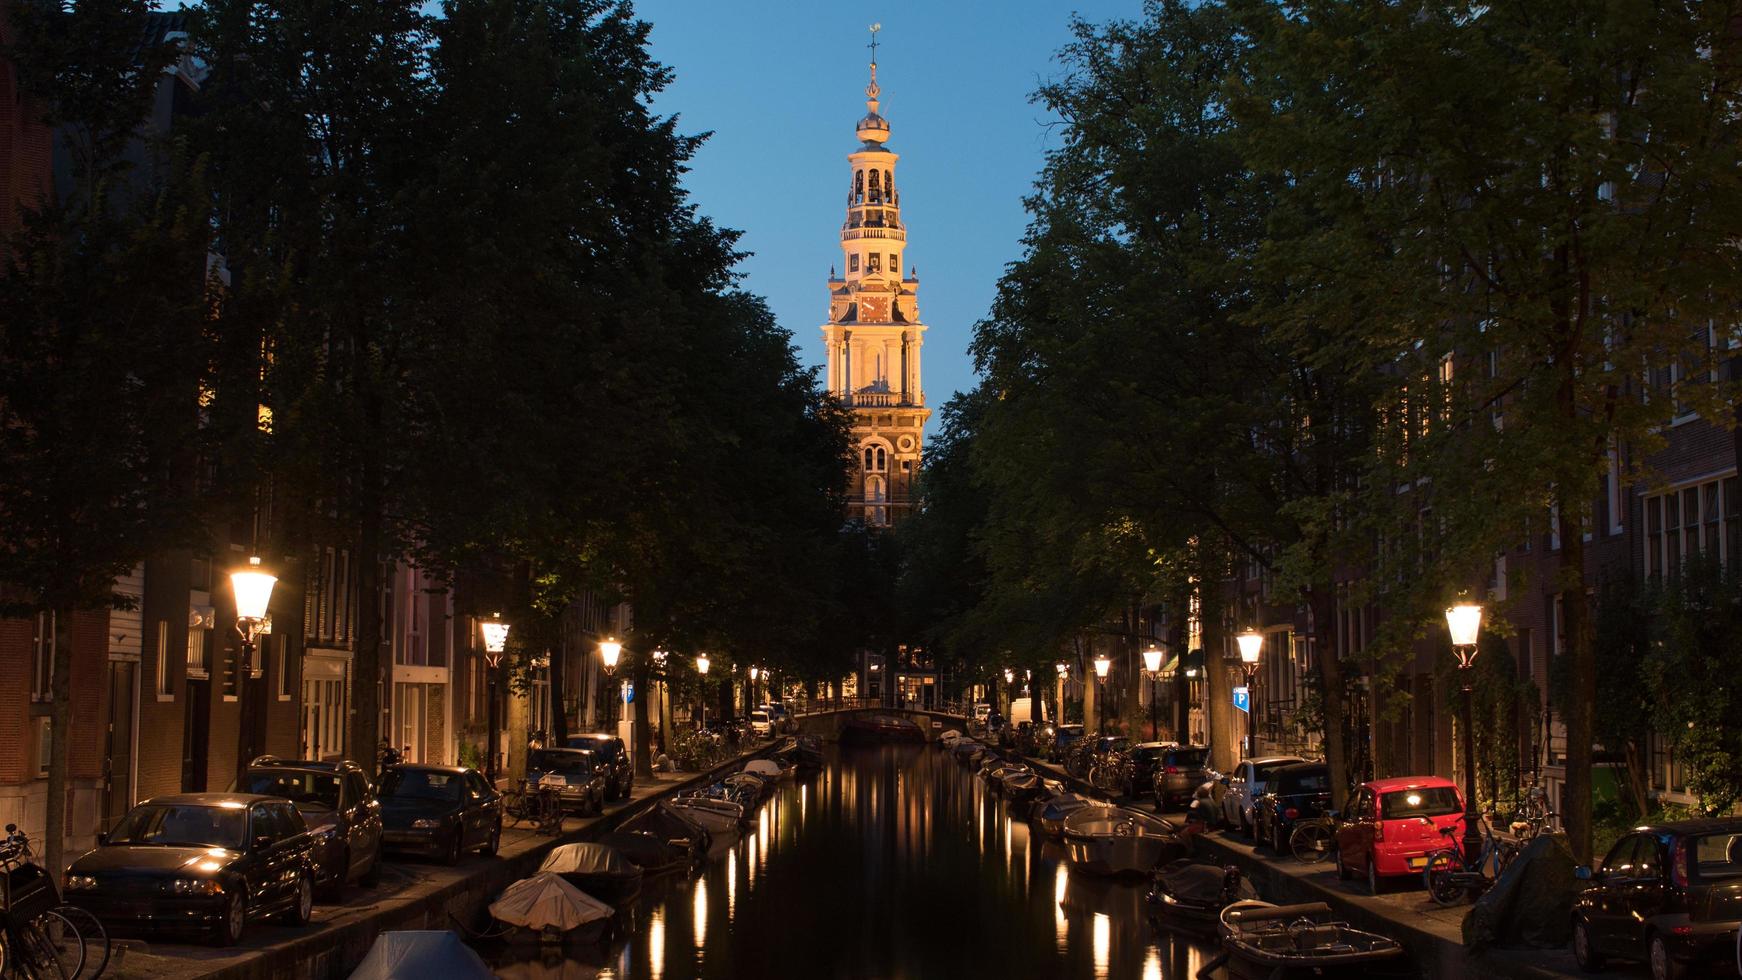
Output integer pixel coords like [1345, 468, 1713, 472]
[1142, 643, 1164, 741]
[481, 613, 511, 784]
[599, 636, 622, 673]
[696, 654, 711, 731]
[1236, 630, 1262, 760]
[229, 557, 276, 788]
[1092, 655, 1111, 733]
[1446, 600, 1485, 866]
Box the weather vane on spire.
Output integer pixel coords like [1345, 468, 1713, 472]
[866, 23, 882, 103]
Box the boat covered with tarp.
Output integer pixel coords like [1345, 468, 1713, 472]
[1215, 900, 1411, 979]
[537, 843, 642, 906]
[347, 931, 495, 980]
[1147, 859, 1258, 934]
[743, 759, 783, 780]
[606, 803, 710, 873]
[1063, 805, 1183, 876]
[1036, 792, 1097, 837]
[490, 872, 615, 942]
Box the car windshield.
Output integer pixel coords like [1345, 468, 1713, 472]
[1251, 761, 1299, 784]
[1100, 738, 1129, 752]
[1278, 767, 1331, 794]
[1380, 787, 1461, 820]
[1131, 746, 1166, 762]
[379, 769, 463, 803]
[528, 750, 593, 775]
[108, 804, 247, 849]
[244, 771, 340, 810]
[1166, 749, 1208, 769]
[1690, 833, 1742, 881]
[751, 712, 769, 722]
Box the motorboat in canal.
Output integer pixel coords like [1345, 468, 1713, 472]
[537, 843, 643, 907]
[1215, 900, 1411, 979]
[792, 735, 825, 768]
[978, 760, 1027, 793]
[489, 872, 616, 944]
[1036, 791, 1096, 837]
[840, 713, 926, 744]
[603, 803, 711, 874]
[723, 772, 772, 805]
[743, 759, 785, 781]
[1146, 859, 1258, 935]
[668, 795, 746, 850]
[1062, 805, 1184, 876]
[1000, 769, 1046, 804]
[348, 930, 495, 980]
[938, 729, 963, 746]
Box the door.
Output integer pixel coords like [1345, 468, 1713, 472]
[246, 803, 289, 912]
[182, 679, 210, 792]
[1589, 834, 1642, 954]
[395, 683, 426, 763]
[1340, 788, 1376, 871]
[1620, 835, 1666, 952]
[465, 772, 495, 846]
[103, 661, 138, 831]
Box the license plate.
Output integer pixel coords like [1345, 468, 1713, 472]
[1407, 856, 1429, 870]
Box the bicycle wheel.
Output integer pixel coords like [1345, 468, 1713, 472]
[50, 905, 108, 980]
[1423, 850, 1467, 907]
[1290, 820, 1334, 863]
[13, 914, 78, 980]
[502, 790, 529, 829]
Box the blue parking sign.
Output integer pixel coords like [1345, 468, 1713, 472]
[1232, 686, 1250, 714]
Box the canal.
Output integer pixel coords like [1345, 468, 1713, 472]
[492, 742, 1226, 979]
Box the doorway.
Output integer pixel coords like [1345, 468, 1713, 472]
[103, 660, 137, 830]
[181, 679, 210, 792]
[395, 682, 426, 762]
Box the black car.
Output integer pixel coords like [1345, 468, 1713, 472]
[241, 756, 382, 898]
[1250, 762, 1332, 855]
[1572, 817, 1742, 980]
[64, 794, 316, 946]
[525, 748, 607, 815]
[378, 765, 502, 865]
[564, 733, 634, 800]
[1123, 742, 1172, 799]
[1049, 724, 1085, 763]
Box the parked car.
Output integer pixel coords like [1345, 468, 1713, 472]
[378, 765, 502, 864]
[1049, 724, 1085, 763]
[564, 733, 635, 800]
[1572, 817, 1742, 980]
[524, 749, 607, 816]
[64, 794, 316, 945]
[763, 702, 793, 733]
[1334, 776, 1464, 894]
[1150, 744, 1213, 812]
[748, 710, 774, 738]
[1122, 742, 1172, 799]
[1219, 755, 1308, 834]
[240, 756, 382, 898]
[972, 703, 992, 730]
[1251, 762, 1332, 854]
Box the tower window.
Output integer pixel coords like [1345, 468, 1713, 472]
[889, 254, 898, 272]
[850, 254, 859, 272]
[855, 170, 864, 204]
[868, 254, 881, 273]
[864, 446, 887, 472]
[869, 170, 881, 204]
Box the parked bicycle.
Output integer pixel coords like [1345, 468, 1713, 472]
[502, 783, 565, 836]
[1507, 774, 1560, 842]
[1422, 813, 1520, 907]
[0, 824, 109, 979]
[1288, 810, 1345, 864]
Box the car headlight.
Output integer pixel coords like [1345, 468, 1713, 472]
[168, 878, 224, 896]
[64, 874, 98, 892]
[411, 818, 441, 829]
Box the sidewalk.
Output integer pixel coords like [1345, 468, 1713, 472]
[105, 743, 779, 980]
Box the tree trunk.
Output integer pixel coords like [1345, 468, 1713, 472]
[45, 604, 74, 886]
[350, 502, 382, 766]
[632, 662, 653, 779]
[1169, 597, 1189, 743]
[1308, 586, 1351, 808]
[549, 629, 568, 746]
[1201, 558, 1235, 774]
[1558, 493, 1595, 864]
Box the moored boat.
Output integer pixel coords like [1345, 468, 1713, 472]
[841, 713, 926, 744]
[537, 843, 643, 907]
[1036, 791, 1096, 837]
[1147, 859, 1257, 935]
[792, 735, 825, 768]
[668, 795, 746, 843]
[1062, 805, 1183, 876]
[1216, 900, 1412, 979]
[489, 872, 615, 945]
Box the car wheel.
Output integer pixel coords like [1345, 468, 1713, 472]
[442, 830, 464, 866]
[1154, 791, 1165, 814]
[359, 848, 382, 887]
[280, 875, 313, 926]
[1571, 917, 1606, 972]
[214, 891, 246, 946]
[1366, 852, 1382, 895]
[1273, 825, 1287, 856]
[1336, 849, 1352, 881]
[481, 820, 500, 857]
[1649, 932, 1683, 980]
[318, 848, 349, 901]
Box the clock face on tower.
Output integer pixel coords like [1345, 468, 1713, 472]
[860, 296, 888, 323]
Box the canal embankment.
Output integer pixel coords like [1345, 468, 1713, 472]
[111, 742, 782, 980]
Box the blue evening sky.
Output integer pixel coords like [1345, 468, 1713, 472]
[628, 1, 1142, 418]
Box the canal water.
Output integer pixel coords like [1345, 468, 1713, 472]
[490, 742, 1226, 979]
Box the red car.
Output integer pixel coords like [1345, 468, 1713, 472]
[1335, 776, 1464, 894]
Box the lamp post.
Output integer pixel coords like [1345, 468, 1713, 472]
[1236, 630, 1263, 760]
[230, 557, 276, 789]
[480, 613, 511, 784]
[1003, 667, 1014, 716]
[1142, 643, 1164, 742]
[696, 654, 710, 731]
[598, 636, 621, 730]
[749, 665, 760, 711]
[1446, 601, 1484, 867]
[1054, 662, 1068, 729]
[1093, 655, 1111, 734]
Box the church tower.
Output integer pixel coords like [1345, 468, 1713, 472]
[821, 27, 930, 527]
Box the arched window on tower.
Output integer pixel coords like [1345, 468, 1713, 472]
[869, 170, 881, 204]
[884, 170, 893, 201]
[864, 445, 887, 473]
[854, 170, 864, 204]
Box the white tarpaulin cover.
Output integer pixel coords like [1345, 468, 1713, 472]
[538, 843, 637, 878]
[743, 760, 781, 778]
[347, 931, 495, 980]
[490, 873, 614, 931]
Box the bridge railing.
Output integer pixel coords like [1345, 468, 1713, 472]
[787, 697, 968, 720]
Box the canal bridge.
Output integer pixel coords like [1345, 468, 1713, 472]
[791, 703, 969, 741]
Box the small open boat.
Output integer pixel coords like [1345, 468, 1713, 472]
[979, 761, 1027, 793]
[1062, 805, 1183, 877]
[1215, 900, 1411, 979]
[1036, 792, 1096, 837]
[490, 873, 616, 944]
[1147, 859, 1257, 935]
[668, 795, 745, 844]
[537, 843, 643, 907]
[841, 713, 926, 743]
[349, 931, 495, 980]
[792, 735, 825, 768]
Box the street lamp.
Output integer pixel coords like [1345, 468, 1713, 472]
[1446, 601, 1484, 867]
[1055, 662, 1069, 729]
[1093, 654, 1111, 734]
[600, 636, 622, 673]
[1237, 630, 1263, 760]
[481, 613, 511, 785]
[1142, 643, 1164, 742]
[696, 654, 710, 730]
[230, 557, 276, 789]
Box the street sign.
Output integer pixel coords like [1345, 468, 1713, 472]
[622, 680, 635, 704]
[1232, 686, 1250, 714]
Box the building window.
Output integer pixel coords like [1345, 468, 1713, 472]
[849, 254, 859, 273]
[889, 253, 898, 273]
[156, 620, 174, 700]
[275, 636, 291, 700]
[867, 254, 881, 274]
[30, 611, 54, 703]
[864, 446, 886, 472]
[35, 717, 51, 776]
[223, 637, 239, 701]
[1643, 478, 1735, 575]
[187, 627, 209, 678]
